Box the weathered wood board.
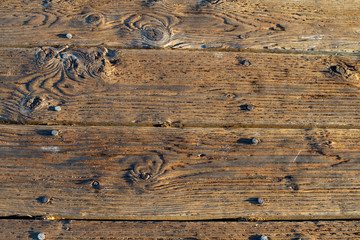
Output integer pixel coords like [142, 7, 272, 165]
[0, 0, 360, 52]
[1, 219, 360, 239]
[0, 124, 359, 220]
[1, 48, 359, 127]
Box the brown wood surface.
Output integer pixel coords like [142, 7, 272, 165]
[0, 0, 360, 52]
[1, 47, 359, 127]
[1, 219, 360, 239]
[0, 124, 359, 220]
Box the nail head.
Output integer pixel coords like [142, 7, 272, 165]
[257, 197, 264, 205]
[51, 130, 58, 136]
[252, 138, 259, 144]
[242, 60, 250, 66]
[246, 104, 254, 111]
[66, 33, 72, 39]
[37, 233, 46, 240]
[54, 106, 61, 111]
[260, 236, 268, 240]
[40, 196, 50, 204]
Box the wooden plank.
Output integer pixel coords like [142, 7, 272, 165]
[1, 48, 359, 127]
[0, 124, 359, 220]
[1, 219, 360, 240]
[0, 0, 360, 52]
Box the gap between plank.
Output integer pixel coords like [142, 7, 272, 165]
[0, 44, 359, 57]
[2, 215, 360, 222]
[1, 120, 360, 130]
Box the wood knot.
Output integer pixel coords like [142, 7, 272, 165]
[34, 47, 117, 94]
[141, 25, 171, 46]
[85, 13, 104, 26]
[127, 153, 166, 190]
[24, 96, 43, 111]
[143, 27, 164, 41]
[329, 62, 359, 86]
[269, 24, 285, 31]
[19, 94, 52, 116]
[153, 121, 184, 128]
[197, 0, 222, 9]
[122, 14, 175, 47]
[36, 47, 58, 68]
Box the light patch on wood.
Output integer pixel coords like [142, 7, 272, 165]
[41, 146, 60, 153]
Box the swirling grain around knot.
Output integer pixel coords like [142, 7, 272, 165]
[125, 152, 167, 191]
[121, 13, 178, 48]
[33, 47, 117, 95]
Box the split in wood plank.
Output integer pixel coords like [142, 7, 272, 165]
[0, 48, 359, 127]
[0, 0, 360, 52]
[1, 219, 360, 240]
[0, 124, 359, 220]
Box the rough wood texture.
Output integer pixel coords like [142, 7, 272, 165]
[1, 0, 360, 52]
[0, 124, 359, 220]
[1, 219, 360, 240]
[1, 48, 359, 127]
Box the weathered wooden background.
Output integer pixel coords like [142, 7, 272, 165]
[0, 0, 360, 239]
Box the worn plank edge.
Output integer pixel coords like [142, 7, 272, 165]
[1, 219, 360, 239]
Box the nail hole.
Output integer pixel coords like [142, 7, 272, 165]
[92, 181, 100, 189]
[237, 138, 260, 145]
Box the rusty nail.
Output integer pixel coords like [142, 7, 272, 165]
[252, 138, 259, 144]
[40, 196, 50, 204]
[260, 236, 268, 240]
[51, 130, 58, 136]
[37, 233, 46, 240]
[54, 106, 61, 111]
[66, 33, 72, 39]
[257, 197, 264, 205]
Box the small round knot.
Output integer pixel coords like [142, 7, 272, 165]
[86, 14, 101, 24]
[140, 172, 151, 180]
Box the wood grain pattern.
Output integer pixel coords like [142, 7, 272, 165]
[1, 48, 359, 127]
[1, 0, 360, 52]
[1, 219, 360, 240]
[0, 124, 359, 220]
